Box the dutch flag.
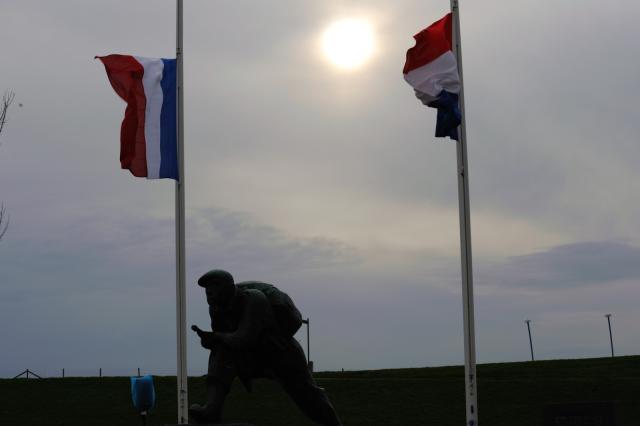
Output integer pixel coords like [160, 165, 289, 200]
[97, 54, 178, 180]
[403, 13, 461, 141]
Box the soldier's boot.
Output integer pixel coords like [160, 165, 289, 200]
[188, 376, 231, 424]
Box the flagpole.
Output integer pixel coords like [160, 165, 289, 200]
[450, 1, 478, 425]
[175, 0, 188, 423]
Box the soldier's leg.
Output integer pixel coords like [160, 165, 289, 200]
[279, 371, 342, 426]
[271, 338, 342, 426]
[189, 347, 236, 424]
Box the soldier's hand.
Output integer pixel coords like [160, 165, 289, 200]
[191, 325, 216, 349]
[201, 332, 217, 350]
[202, 336, 214, 349]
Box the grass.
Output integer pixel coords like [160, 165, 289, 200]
[1, 355, 639, 425]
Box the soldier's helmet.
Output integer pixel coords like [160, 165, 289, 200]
[198, 269, 236, 306]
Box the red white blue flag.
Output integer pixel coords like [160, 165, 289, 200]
[403, 13, 461, 140]
[97, 55, 178, 180]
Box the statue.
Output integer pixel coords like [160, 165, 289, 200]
[189, 269, 343, 425]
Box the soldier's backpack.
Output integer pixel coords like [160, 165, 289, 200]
[237, 281, 303, 337]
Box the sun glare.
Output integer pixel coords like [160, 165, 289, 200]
[322, 19, 375, 71]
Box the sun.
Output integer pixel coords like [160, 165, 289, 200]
[322, 19, 375, 71]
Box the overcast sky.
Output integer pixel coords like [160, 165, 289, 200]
[1, 0, 640, 378]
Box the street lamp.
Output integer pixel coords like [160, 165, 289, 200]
[524, 319, 534, 361]
[302, 318, 312, 371]
[605, 314, 614, 357]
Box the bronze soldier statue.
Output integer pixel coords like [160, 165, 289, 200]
[189, 269, 342, 425]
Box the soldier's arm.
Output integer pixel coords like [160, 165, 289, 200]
[191, 325, 215, 349]
[212, 290, 271, 349]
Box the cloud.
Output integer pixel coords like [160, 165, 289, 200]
[187, 207, 360, 277]
[0, 206, 359, 297]
[3, 0, 640, 375]
[480, 241, 640, 289]
[0, 206, 364, 375]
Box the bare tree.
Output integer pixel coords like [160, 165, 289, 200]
[0, 91, 14, 138]
[0, 203, 8, 240]
[0, 90, 15, 240]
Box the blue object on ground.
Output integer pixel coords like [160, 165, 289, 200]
[130, 375, 155, 412]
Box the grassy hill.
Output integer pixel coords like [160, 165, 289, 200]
[1, 355, 639, 425]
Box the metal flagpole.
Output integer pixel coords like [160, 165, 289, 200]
[450, 1, 478, 425]
[175, 0, 188, 423]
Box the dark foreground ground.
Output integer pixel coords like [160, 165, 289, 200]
[1, 355, 639, 425]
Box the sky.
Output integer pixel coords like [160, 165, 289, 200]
[1, 0, 640, 378]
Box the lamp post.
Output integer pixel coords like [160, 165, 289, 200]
[302, 318, 312, 371]
[524, 319, 534, 361]
[605, 314, 614, 357]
